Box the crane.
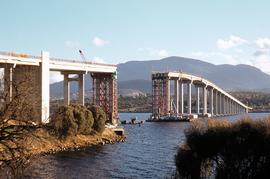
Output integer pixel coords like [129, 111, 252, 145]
[78, 50, 90, 74]
[79, 50, 87, 61]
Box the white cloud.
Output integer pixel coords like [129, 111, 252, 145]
[65, 40, 80, 48]
[250, 54, 270, 74]
[217, 35, 248, 49]
[190, 36, 270, 74]
[253, 38, 270, 57]
[253, 49, 269, 56]
[255, 38, 270, 49]
[92, 37, 109, 47]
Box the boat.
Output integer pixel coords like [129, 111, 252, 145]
[120, 117, 145, 125]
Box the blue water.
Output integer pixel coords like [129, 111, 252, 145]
[21, 112, 270, 178]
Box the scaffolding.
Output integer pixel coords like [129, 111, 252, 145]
[92, 73, 118, 124]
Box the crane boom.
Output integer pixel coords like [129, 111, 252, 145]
[79, 50, 86, 61]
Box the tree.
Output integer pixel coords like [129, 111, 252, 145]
[0, 70, 39, 177]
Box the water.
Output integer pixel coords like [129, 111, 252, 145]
[22, 112, 270, 179]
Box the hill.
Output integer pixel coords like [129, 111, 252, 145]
[117, 56, 270, 91]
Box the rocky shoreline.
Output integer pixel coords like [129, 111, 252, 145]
[1, 128, 126, 164]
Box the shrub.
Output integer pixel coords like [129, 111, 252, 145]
[175, 117, 270, 179]
[88, 105, 107, 133]
[49, 105, 94, 137]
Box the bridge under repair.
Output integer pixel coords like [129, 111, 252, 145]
[151, 71, 251, 121]
[0, 51, 118, 124]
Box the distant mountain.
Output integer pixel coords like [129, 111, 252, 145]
[50, 56, 270, 98]
[118, 79, 151, 94]
[117, 56, 270, 91]
[50, 77, 149, 98]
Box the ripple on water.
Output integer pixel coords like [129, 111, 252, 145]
[22, 113, 270, 178]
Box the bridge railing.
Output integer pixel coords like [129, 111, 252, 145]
[0, 51, 116, 67]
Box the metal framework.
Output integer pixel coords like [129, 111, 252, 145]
[92, 73, 118, 124]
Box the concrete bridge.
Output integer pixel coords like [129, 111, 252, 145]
[151, 71, 251, 120]
[0, 51, 118, 124]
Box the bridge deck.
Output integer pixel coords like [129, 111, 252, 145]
[0, 51, 116, 73]
[152, 71, 251, 110]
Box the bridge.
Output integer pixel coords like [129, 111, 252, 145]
[151, 71, 251, 120]
[0, 51, 118, 124]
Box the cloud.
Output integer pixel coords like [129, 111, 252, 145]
[92, 37, 109, 47]
[190, 36, 270, 74]
[250, 54, 270, 74]
[253, 49, 269, 56]
[217, 35, 248, 49]
[255, 38, 270, 49]
[65, 40, 80, 48]
[253, 38, 270, 57]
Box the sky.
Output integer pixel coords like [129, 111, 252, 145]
[0, 0, 270, 83]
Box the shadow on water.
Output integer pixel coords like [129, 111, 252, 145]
[22, 112, 270, 178]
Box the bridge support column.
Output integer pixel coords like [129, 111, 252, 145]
[218, 93, 222, 115]
[209, 88, 213, 116]
[8, 64, 42, 122]
[224, 97, 228, 115]
[217, 92, 221, 115]
[2, 51, 50, 123]
[152, 79, 158, 118]
[221, 94, 226, 115]
[78, 74, 85, 105]
[63, 74, 70, 105]
[196, 86, 200, 114]
[92, 73, 118, 124]
[227, 98, 230, 115]
[3, 64, 13, 103]
[213, 90, 217, 116]
[179, 81, 184, 114]
[41, 51, 50, 123]
[187, 82, 192, 114]
[174, 79, 179, 116]
[203, 86, 207, 115]
[229, 100, 232, 114]
[166, 78, 171, 115]
[152, 78, 165, 118]
[228, 98, 231, 114]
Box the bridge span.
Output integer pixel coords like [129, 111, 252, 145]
[151, 71, 251, 120]
[0, 51, 118, 124]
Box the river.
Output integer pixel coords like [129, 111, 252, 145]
[22, 112, 270, 179]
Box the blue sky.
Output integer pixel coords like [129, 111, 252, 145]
[1, 0, 270, 82]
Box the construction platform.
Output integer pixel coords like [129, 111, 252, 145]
[147, 114, 198, 122]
